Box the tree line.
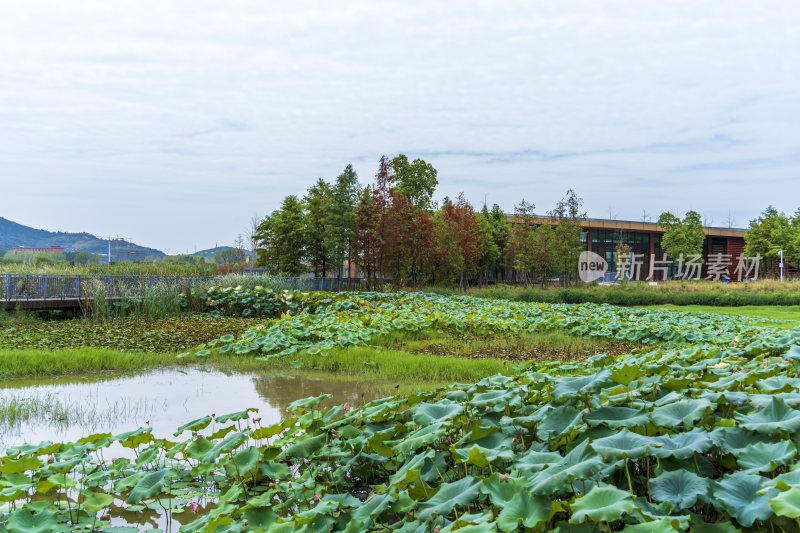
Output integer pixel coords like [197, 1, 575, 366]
[253, 156, 587, 288]
[744, 206, 800, 275]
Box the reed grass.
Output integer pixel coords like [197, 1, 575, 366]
[258, 346, 510, 383]
[0, 346, 507, 385]
[0, 391, 165, 431]
[0, 348, 181, 378]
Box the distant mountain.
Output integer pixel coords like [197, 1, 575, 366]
[0, 216, 165, 260]
[193, 246, 254, 260]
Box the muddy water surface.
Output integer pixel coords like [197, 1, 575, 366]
[0, 366, 393, 451]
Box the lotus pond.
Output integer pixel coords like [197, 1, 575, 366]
[0, 368, 392, 453]
[2, 290, 800, 532]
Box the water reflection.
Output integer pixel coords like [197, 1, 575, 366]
[0, 366, 394, 451]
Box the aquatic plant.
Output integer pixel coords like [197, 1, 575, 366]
[3, 324, 800, 530]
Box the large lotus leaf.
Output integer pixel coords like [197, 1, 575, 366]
[280, 433, 327, 460]
[650, 399, 712, 428]
[469, 389, 522, 412]
[126, 468, 169, 504]
[651, 429, 713, 460]
[496, 492, 551, 532]
[611, 363, 645, 386]
[757, 377, 800, 394]
[480, 473, 527, 507]
[390, 450, 435, 487]
[769, 486, 800, 518]
[699, 391, 750, 407]
[621, 518, 682, 532]
[227, 446, 261, 478]
[736, 397, 800, 435]
[417, 476, 482, 520]
[628, 497, 690, 530]
[79, 489, 115, 513]
[513, 449, 563, 474]
[537, 404, 583, 441]
[454, 433, 514, 467]
[570, 485, 635, 524]
[5, 508, 58, 533]
[708, 427, 774, 455]
[590, 429, 658, 461]
[287, 394, 330, 413]
[411, 401, 464, 426]
[650, 469, 709, 510]
[242, 506, 279, 530]
[584, 406, 649, 429]
[391, 423, 446, 454]
[0, 455, 42, 475]
[783, 345, 800, 361]
[686, 520, 742, 532]
[737, 440, 797, 473]
[711, 472, 775, 527]
[552, 370, 613, 400]
[443, 511, 495, 532]
[766, 471, 800, 491]
[527, 441, 605, 496]
[174, 415, 213, 436]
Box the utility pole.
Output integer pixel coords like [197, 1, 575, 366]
[106, 235, 125, 264]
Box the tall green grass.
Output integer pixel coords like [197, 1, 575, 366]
[0, 346, 507, 385]
[0, 348, 179, 378]
[262, 346, 510, 383]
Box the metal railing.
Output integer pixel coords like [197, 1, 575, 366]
[0, 274, 365, 301]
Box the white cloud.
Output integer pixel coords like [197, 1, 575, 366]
[0, 1, 798, 250]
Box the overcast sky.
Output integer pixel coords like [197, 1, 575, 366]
[1, 1, 799, 253]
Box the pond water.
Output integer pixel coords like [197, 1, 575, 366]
[0, 366, 394, 452]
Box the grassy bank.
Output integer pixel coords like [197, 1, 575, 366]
[457, 279, 800, 306]
[0, 345, 510, 386]
[0, 348, 181, 378]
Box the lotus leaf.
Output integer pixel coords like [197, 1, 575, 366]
[570, 485, 635, 524]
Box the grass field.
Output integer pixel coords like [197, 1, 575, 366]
[634, 304, 800, 328]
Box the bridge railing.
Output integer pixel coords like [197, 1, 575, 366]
[0, 274, 366, 301]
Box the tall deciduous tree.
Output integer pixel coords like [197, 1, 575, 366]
[355, 188, 381, 289]
[324, 165, 360, 279]
[303, 178, 333, 277]
[255, 195, 306, 276]
[530, 223, 556, 287]
[478, 204, 510, 284]
[658, 210, 705, 269]
[390, 155, 438, 210]
[436, 193, 485, 290]
[506, 200, 537, 286]
[745, 206, 794, 276]
[549, 190, 586, 287]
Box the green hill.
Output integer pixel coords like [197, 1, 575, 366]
[0, 216, 165, 260]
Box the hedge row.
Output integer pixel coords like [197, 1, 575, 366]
[460, 286, 800, 307]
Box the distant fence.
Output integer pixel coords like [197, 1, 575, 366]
[0, 274, 365, 301]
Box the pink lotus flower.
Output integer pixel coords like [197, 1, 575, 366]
[717, 329, 723, 334]
[189, 502, 199, 513]
[344, 402, 350, 410]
